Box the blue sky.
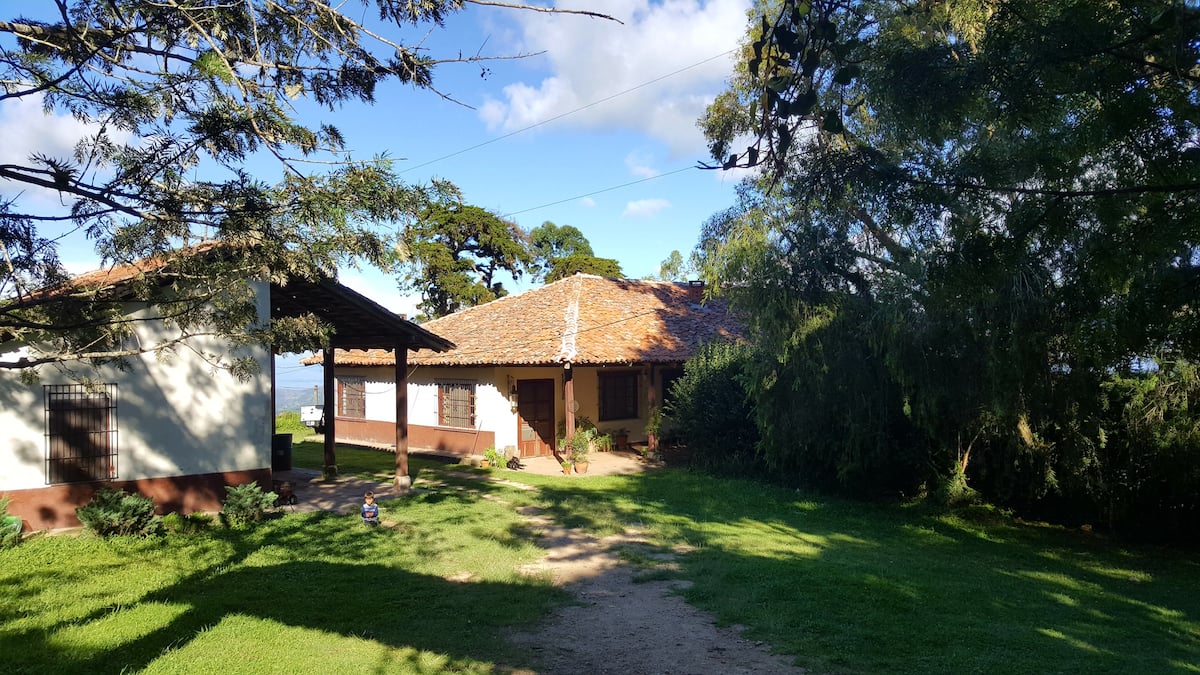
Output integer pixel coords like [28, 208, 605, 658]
[0, 1, 754, 389]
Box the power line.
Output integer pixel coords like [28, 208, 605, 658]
[503, 166, 695, 217]
[399, 49, 735, 175]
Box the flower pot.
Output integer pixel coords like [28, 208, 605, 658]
[561, 463, 572, 475]
[574, 461, 589, 474]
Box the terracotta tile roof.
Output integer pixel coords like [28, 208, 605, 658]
[317, 274, 746, 367]
[11, 242, 451, 354]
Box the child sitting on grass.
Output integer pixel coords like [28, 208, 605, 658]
[361, 491, 380, 526]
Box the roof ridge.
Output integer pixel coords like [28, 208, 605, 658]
[557, 274, 581, 363]
[422, 273, 587, 327]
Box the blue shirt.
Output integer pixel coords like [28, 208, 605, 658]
[361, 502, 379, 523]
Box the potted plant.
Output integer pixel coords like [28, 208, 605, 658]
[560, 459, 573, 475]
[570, 434, 590, 474]
[592, 431, 613, 453]
[611, 428, 629, 452]
[483, 446, 505, 469]
[646, 405, 663, 452]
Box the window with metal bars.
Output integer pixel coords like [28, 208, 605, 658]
[438, 381, 476, 428]
[45, 384, 118, 484]
[338, 376, 366, 418]
[598, 371, 639, 421]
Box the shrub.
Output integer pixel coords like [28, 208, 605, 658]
[483, 446, 505, 468]
[931, 466, 981, 508]
[221, 483, 277, 528]
[76, 488, 163, 538]
[668, 342, 761, 476]
[1, 495, 22, 549]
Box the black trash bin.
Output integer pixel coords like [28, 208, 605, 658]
[271, 433, 293, 471]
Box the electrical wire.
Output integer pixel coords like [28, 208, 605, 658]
[399, 49, 735, 175]
[502, 166, 695, 217]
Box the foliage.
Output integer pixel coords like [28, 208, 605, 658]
[483, 446, 506, 468]
[0, 495, 21, 549]
[75, 488, 162, 538]
[543, 253, 624, 282]
[401, 197, 533, 318]
[563, 428, 595, 464]
[667, 342, 761, 476]
[529, 221, 623, 282]
[0, 1, 614, 372]
[654, 249, 697, 281]
[220, 483, 277, 528]
[699, 0, 1200, 539]
[161, 511, 214, 536]
[529, 222, 593, 270]
[274, 411, 310, 437]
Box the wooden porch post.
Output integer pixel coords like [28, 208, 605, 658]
[395, 342, 411, 491]
[563, 363, 575, 440]
[322, 346, 337, 477]
[647, 364, 659, 452]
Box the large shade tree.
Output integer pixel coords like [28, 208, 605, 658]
[528, 220, 623, 282]
[401, 197, 532, 318]
[698, 0, 1200, 536]
[0, 0, 612, 371]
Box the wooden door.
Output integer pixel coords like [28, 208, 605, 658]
[517, 379, 555, 457]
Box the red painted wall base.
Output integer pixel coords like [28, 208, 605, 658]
[4, 468, 272, 532]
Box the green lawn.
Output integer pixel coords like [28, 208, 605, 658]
[3, 446, 1197, 674]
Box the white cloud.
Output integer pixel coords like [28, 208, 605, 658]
[625, 150, 660, 179]
[580, 196, 597, 208]
[623, 198, 671, 218]
[0, 93, 131, 207]
[481, 0, 751, 157]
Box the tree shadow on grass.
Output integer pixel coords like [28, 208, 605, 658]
[1, 509, 566, 674]
[529, 469, 1200, 674]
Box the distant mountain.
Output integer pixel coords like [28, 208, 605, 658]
[275, 386, 322, 414]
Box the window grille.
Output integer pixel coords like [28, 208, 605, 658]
[598, 371, 639, 421]
[438, 381, 476, 428]
[45, 383, 118, 484]
[338, 377, 366, 418]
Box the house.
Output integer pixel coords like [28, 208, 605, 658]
[0, 255, 451, 531]
[309, 274, 745, 459]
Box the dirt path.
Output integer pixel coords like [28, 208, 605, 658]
[277, 465, 807, 673]
[506, 505, 806, 674]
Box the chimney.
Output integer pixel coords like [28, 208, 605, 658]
[686, 279, 704, 302]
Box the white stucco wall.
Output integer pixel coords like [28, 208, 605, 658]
[405, 367, 515, 445]
[340, 362, 666, 451]
[0, 282, 273, 491]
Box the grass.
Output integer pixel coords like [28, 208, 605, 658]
[273, 412, 310, 440]
[290, 440, 452, 481]
[4, 443, 1198, 674]
[1, 479, 563, 674]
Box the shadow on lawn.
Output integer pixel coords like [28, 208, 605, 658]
[1, 508, 564, 674]
[530, 470, 1200, 674]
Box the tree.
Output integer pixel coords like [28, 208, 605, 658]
[544, 252, 623, 281]
[528, 220, 623, 282]
[654, 249, 696, 281]
[402, 197, 532, 319]
[699, 0, 1200, 536]
[0, 0, 614, 371]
